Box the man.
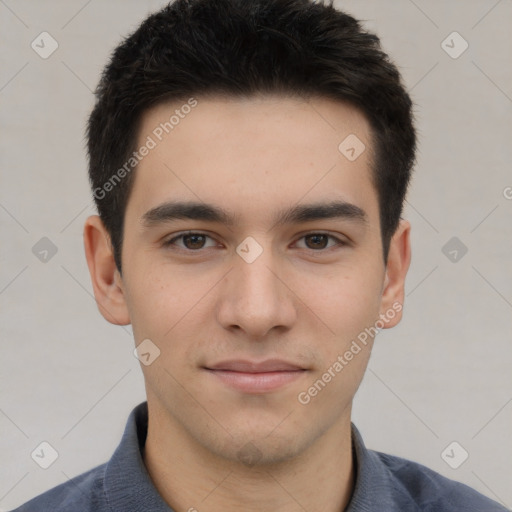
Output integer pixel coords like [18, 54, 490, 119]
[12, 0, 507, 510]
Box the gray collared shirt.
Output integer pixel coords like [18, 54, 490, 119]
[12, 402, 508, 511]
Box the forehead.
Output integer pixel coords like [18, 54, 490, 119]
[127, 95, 378, 226]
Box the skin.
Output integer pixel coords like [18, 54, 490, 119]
[84, 95, 411, 512]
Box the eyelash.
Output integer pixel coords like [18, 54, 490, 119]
[161, 231, 347, 253]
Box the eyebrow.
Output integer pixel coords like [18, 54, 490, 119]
[141, 200, 368, 228]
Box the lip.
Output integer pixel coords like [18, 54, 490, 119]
[204, 359, 307, 393]
[206, 359, 305, 372]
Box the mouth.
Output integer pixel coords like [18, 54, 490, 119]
[203, 359, 308, 393]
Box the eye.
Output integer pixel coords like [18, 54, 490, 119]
[162, 231, 346, 253]
[295, 233, 345, 251]
[163, 232, 218, 251]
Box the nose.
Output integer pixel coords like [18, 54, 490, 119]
[215, 244, 297, 340]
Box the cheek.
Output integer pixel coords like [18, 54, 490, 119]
[294, 270, 382, 415]
[123, 261, 222, 371]
[124, 267, 205, 399]
[122, 262, 189, 342]
[305, 265, 384, 346]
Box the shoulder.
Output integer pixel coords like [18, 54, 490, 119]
[373, 450, 508, 511]
[9, 463, 108, 512]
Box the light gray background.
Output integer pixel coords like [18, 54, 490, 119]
[1, 0, 511, 509]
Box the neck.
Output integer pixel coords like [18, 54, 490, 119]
[143, 403, 355, 512]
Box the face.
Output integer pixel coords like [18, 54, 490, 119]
[85, 95, 410, 466]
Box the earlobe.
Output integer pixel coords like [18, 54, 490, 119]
[83, 215, 131, 326]
[380, 219, 411, 328]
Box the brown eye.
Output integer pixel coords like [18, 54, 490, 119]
[163, 232, 217, 251]
[295, 233, 345, 252]
[304, 234, 329, 250]
[182, 234, 207, 249]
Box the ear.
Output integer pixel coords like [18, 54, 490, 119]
[379, 219, 411, 328]
[83, 215, 131, 325]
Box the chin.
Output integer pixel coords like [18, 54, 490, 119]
[198, 421, 317, 469]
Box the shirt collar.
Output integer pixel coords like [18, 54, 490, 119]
[104, 402, 174, 511]
[346, 423, 397, 511]
[103, 401, 395, 511]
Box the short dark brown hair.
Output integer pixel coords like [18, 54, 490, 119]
[87, 0, 417, 272]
